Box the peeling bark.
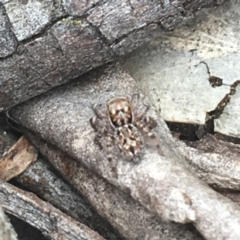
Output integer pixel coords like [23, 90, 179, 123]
[0, 0, 226, 110]
[0, 136, 37, 181]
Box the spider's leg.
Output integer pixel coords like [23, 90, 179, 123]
[91, 102, 117, 135]
[98, 135, 114, 159]
[135, 117, 164, 156]
[133, 104, 150, 121]
[90, 116, 107, 133]
[97, 134, 119, 177]
[92, 103, 108, 119]
[135, 116, 157, 134]
[131, 93, 141, 109]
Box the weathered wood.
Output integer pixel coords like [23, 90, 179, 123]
[16, 158, 122, 240]
[8, 63, 240, 239]
[0, 0, 225, 110]
[24, 130, 202, 240]
[122, 0, 240, 138]
[177, 134, 240, 190]
[0, 115, 122, 240]
[0, 181, 105, 240]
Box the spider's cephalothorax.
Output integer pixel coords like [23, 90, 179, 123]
[90, 94, 161, 163]
[107, 97, 132, 127]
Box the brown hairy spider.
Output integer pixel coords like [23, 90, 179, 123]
[90, 93, 162, 163]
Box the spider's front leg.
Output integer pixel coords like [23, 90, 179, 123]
[93, 133, 119, 178]
[97, 134, 117, 162]
[90, 103, 120, 173]
[92, 103, 108, 120]
[131, 94, 151, 122]
[90, 116, 110, 136]
[90, 103, 114, 134]
[130, 93, 141, 110]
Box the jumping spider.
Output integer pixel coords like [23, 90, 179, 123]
[90, 93, 162, 163]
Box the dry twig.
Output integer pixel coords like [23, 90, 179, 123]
[16, 158, 122, 240]
[0, 181, 105, 240]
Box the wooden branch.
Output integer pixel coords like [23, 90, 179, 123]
[176, 134, 240, 190]
[0, 0, 226, 110]
[23, 131, 202, 240]
[16, 157, 122, 240]
[8, 63, 240, 239]
[0, 181, 105, 240]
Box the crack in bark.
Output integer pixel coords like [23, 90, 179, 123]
[199, 61, 240, 120]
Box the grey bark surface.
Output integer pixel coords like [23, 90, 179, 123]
[16, 158, 122, 240]
[0, 115, 121, 240]
[0, 0, 226, 110]
[8, 63, 240, 240]
[0, 181, 106, 240]
[177, 134, 240, 190]
[121, 0, 240, 191]
[23, 131, 202, 240]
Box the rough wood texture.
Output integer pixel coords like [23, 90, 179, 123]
[0, 0, 225, 110]
[180, 134, 240, 190]
[8, 63, 240, 240]
[23, 131, 202, 240]
[0, 115, 121, 240]
[0, 181, 105, 240]
[16, 158, 123, 240]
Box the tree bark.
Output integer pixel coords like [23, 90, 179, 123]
[23, 131, 202, 240]
[0, 0, 226, 110]
[0, 180, 105, 240]
[8, 63, 240, 240]
[15, 158, 122, 240]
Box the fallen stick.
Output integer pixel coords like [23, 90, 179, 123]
[0, 181, 105, 240]
[0, 0, 225, 110]
[16, 157, 121, 240]
[176, 134, 240, 190]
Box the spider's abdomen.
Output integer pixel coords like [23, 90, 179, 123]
[116, 124, 143, 161]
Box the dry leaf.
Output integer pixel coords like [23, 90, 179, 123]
[0, 136, 37, 181]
